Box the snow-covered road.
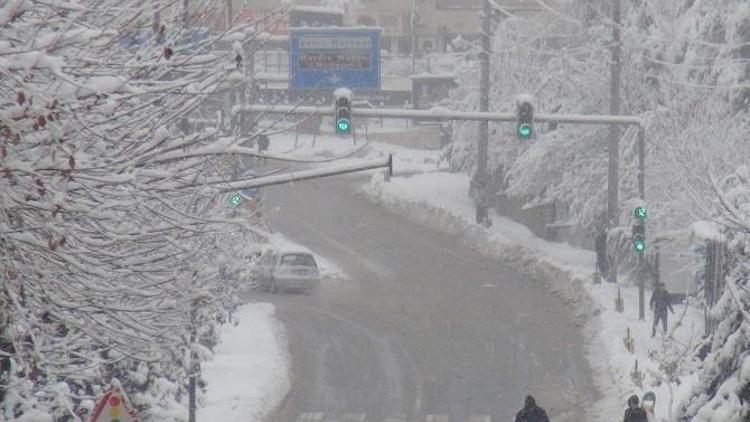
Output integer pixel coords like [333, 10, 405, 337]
[251, 175, 596, 421]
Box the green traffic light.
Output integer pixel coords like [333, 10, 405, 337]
[517, 123, 532, 139]
[336, 118, 350, 133]
[634, 206, 648, 220]
[230, 192, 241, 207]
[634, 239, 646, 253]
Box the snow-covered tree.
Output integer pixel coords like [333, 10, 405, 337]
[0, 0, 274, 419]
[676, 166, 750, 421]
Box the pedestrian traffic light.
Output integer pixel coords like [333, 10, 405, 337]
[515, 99, 534, 140]
[230, 192, 241, 208]
[634, 206, 647, 220]
[632, 221, 646, 253]
[335, 95, 352, 134]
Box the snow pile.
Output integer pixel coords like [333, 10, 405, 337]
[198, 303, 291, 421]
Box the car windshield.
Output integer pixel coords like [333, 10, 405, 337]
[279, 253, 317, 267]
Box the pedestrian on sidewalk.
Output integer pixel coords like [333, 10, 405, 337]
[595, 227, 609, 281]
[650, 282, 674, 337]
[515, 395, 549, 422]
[257, 133, 270, 165]
[622, 394, 648, 422]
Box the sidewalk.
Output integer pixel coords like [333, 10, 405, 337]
[361, 171, 705, 422]
[198, 303, 291, 421]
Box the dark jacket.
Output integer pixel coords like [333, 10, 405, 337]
[257, 135, 270, 151]
[515, 405, 549, 422]
[623, 406, 648, 422]
[650, 287, 674, 314]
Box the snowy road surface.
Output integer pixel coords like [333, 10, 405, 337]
[251, 175, 597, 422]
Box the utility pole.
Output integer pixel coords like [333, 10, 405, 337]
[182, 0, 189, 28]
[475, 0, 491, 226]
[411, 0, 417, 75]
[607, 0, 621, 283]
[225, 0, 232, 29]
[188, 298, 198, 422]
[638, 128, 646, 319]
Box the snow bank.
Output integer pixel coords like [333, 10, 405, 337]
[361, 171, 706, 422]
[198, 303, 291, 421]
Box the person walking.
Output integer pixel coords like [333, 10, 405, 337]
[515, 395, 549, 422]
[595, 227, 609, 281]
[623, 394, 648, 422]
[257, 133, 270, 165]
[650, 282, 675, 337]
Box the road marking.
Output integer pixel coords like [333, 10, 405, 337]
[382, 416, 406, 422]
[468, 416, 492, 422]
[426, 415, 449, 422]
[298, 413, 325, 422]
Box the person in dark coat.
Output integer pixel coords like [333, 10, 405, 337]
[515, 395, 549, 422]
[650, 282, 675, 337]
[595, 228, 609, 279]
[623, 394, 648, 422]
[257, 134, 270, 165]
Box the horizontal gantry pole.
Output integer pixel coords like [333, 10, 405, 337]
[219, 155, 393, 191]
[235, 104, 643, 127]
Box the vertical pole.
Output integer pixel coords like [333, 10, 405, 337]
[182, 0, 189, 28]
[181, 0, 190, 135]
[475, 0, 491, 225]
[411, 0, 417, 75]
[638, 254, 645, 320]
[705, 241, 715, 336]
[184, 3, 195, 419]
[638, 127, 645, 200]
[188, 300, 197, 422]
[638, 126, 646, 315]
[225, 0, 232, 29]
[606, 0, 622, 283]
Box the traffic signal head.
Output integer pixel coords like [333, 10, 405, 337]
[230, 192, 241, 207]
[335, 96, 352, 134]
[633, 234, 646, 253]
[632, 222, 646, 253]
[634, 206, 647, 220]
[516, 101, 534, 140]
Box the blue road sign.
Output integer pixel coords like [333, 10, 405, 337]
[289, 28, 381, 90]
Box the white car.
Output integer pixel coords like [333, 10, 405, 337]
[254, 248, 320, 294]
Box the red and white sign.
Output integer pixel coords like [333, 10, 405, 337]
[89, 386, 139, 422]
